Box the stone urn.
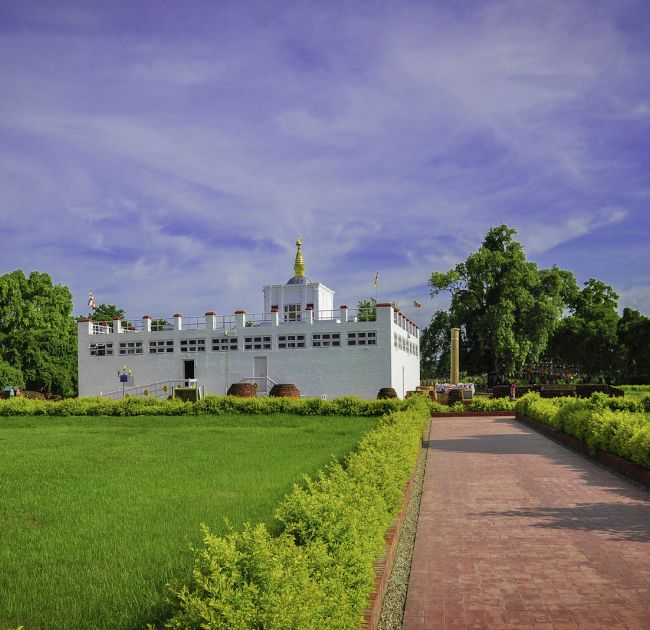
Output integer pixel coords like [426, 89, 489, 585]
[269, 384, 301, 398]
[227, 382, 258, 398]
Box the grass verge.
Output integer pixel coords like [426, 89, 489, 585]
[0, 413, 377, 630]
[159, 397, 431, 629]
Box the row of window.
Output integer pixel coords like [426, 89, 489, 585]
[90, 332, 381, 356]
[393, 333, 419, 357]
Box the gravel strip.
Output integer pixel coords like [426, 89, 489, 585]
[377, 421, 431, 630]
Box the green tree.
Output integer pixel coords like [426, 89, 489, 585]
[617, 308, 650, 383]
[546, 279, 620, 382]
[426, 225, 577, 384]
[357, 297, 377, 322]
[419, 310, 450, 380]
[91, 304, 126, 323]
[0, 270, 77, 396]
[90, 304, 135, 330]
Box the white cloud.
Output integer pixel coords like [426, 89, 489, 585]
[617, 285, 650, 316]
[517, 207, 629, 254]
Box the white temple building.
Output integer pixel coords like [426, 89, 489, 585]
[77, 238, 421, 399]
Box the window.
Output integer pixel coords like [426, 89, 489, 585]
[212, 337, 238, 351]
[312, 333, 341, 348]
[283, 304, 301, 322]
[149, 340, 174, 353]
[244, 336, 271, 350]
[89, 342, 113, 356]
[278, 334, 305, 349]
[119, 341, 143, 355]
[180, 338, 205, 352]
[347, 331, 377, 346]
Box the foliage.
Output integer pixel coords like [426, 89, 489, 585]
[617, 309, 650, 384]
[546, 279, 620, 381]
[0, 413, 377, 630]
[426, 225, 578, 384]
[453, 397, 516, 412]
[91, 304, 135, 330]
[0, 270, 77, 396]
[0, 359, 25, 389]
[356, 297, 377, 322]
[90, 303, 125, 322]
[161, 399, 430, 629]
[515, 392, 650, 468]
[419, 310, 451, 380]
[0, 393, 422, 417]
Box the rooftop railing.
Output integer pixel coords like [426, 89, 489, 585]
[84, 305, 420, 335]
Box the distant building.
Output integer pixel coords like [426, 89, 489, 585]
[77, 238, 420, 399]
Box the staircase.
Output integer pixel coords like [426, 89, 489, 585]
[100, 379, 187, 400]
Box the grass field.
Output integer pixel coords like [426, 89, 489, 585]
[621, 385, 650, 400]
[0, 413, 378, 630]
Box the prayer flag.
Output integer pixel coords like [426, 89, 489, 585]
[374, 272, 379, 287]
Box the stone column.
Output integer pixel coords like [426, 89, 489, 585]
[450, 327, 460, 385]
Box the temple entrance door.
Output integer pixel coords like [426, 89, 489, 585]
[254, 356, 268, 393]
[184, 359, 195, 385]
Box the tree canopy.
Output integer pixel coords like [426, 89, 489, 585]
[0, 270, 77, 396]
[427, 225, 577, 384]
[422, 225, 650, 384]
[356, 297, 377, 322]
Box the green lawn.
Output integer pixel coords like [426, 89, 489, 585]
[621, 385, 650, 400]
[0, 414, 377, 630]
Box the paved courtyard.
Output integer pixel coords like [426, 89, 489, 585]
[403, 416, 650, 629]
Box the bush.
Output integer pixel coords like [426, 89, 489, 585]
[159, 398, 430, 629]
[515, 392, 650, 469]
[0, 394, 424, 418]
[453, 397, 516, 412]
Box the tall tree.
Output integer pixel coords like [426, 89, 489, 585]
[426, 225, 577, 384]
[0, 270, 77, 396]
[419, 310, 451, 380]
[546, 279, 620, 381]
[617, 308, 650, 383]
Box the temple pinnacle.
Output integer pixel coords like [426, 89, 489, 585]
[294, 235, 306, 278]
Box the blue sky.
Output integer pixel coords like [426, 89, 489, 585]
[1, 0, 649, 326]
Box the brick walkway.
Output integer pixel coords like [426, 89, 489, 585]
[403, 416, 650, 629]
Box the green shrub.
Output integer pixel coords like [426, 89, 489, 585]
[515, 392, 650, 469]
[159, 401, 430, 628]
[453, 397, 516, 412]
[0, 394, 423, 418]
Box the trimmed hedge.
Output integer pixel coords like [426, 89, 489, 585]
[454, 397, 516, 412]
[157, 396, 431, 629]
[515, 393, 650, 469]
[0, 394, 422, 418]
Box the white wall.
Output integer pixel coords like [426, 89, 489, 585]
[78, 305, 419, 399]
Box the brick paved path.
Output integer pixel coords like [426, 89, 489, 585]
[403, 416, 650, 629]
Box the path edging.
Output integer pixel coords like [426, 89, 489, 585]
[516, 413, 650, 489]
[362, 424, 429, 629]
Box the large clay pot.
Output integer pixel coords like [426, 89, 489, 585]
[377, 387, 397, 399]
[269, 384, 301, 398]
[227, 382, 257, 398]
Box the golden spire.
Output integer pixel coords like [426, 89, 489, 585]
[293, 235, 306, 278]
